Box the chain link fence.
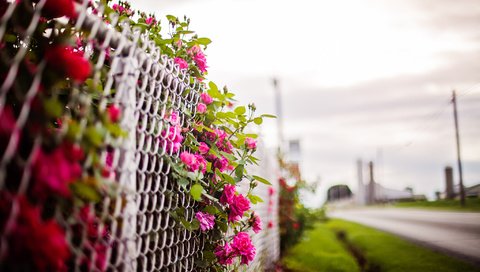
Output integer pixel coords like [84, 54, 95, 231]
[0, 1, 279, 271]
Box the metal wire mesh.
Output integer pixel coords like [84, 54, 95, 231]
[0, 1, 279, 271]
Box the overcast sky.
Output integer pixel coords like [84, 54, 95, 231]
[134, 0, 480, 206]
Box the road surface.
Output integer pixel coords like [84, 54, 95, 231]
[328, 208, 480, 265]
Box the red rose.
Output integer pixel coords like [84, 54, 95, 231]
[107, 104, 121, 122]
[45, 45, 91, 83]
[41, 0, 77, 19]
[3, 196, 70, 271]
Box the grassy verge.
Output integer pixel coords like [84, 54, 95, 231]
[392, 198, 480, 212]
[326, 219, 480, 272]
[283, 222, 360, 272]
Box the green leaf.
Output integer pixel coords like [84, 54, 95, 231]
[209, 81, 219, 92]
[166, 15, 177, 22]
[203, 251, 216, 262]
[70, 182, 101, 203]
[253, 175, 272, 185]
[234, 106, 246, 115]
[253, 117, 263, 125]
[261, 114, 277, 118]
[248, 194, 264, 204]
[43, 98, 63, 117]
[190, 183, 204, 201]
[85, 126, 104, 147]
[204, 205, 219, 215]
[4, 34, 16, 43]
[106, 123, 127, 138]
[196, 37, 212, 45]
[66, 121, 81, 140]
[221, 173, 235, 185]
[217, 220, 228, 232]
[235, 164, 244, 181]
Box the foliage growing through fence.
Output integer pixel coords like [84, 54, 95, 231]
[278, 155, 317, 256]
[0, 0, 274, 271]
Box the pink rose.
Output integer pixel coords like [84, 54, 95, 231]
[107, 105, 121, 123]
[228, 194, 250, 222]
[252, 213, 262, 234]
[180, 151, 198, 172]
[194, 154, 207, 174]
[145, 17, 155, 25]
[220, 184, 236, 205]
[197, 103, 207, 113]
[169, 111, 180, 125]
[195, 211, 215, 232]
[231, 232, 256, 265]
[245, 137, 256, 150]
[193, 51, 208, 73]
[198, 142, 209, 154]
[214, 243, 234, 265]
[268, 186, 275, 196]
[215, 128, 227, 140]
[33, 144, 82, 198]
[174, 57, 188, 70]
[200, 93, 213, 105]
[214, 156, 229, 172]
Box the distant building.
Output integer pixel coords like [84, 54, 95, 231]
[327, 185, 352, 202]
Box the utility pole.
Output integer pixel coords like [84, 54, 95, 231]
[368, 161, 375, 204]
[273, 78, 283, 150]
[452, 90, 465, 206]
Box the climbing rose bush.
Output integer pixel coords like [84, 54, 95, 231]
[0, 0, 274, 271]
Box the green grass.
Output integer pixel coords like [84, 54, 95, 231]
[326, 219, 480, 272]
[393, 198, 480, 212]
[283, 222, 360, 272]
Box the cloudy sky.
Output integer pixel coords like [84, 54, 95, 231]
[134, 0, 480, 206]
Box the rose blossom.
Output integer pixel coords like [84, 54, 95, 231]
[195, 211, 215, 232]
[42, 0, 77, 19]
[231, 232, 256, 265]
[4, 196, 70, 271]
[169, 111, 180, 125]
[252, 213, 262, 234]
[0, 106, 17, 153]
[107, 104, 121, 122]
[161, 125, 184, 153]
[228, 194, 250, 222]
[198, 142, 209, 154]
[214, 243, 234, 265]
[200, 93, 213, 105]
[245, 137, 257, 150]
[214, 156, 229, 172]
[193, 51, 208, 73]
[78, 206, 109, 271]
[197, 103, 207, 113]
[180, 152, 198, 172]
[220, 184, 236, 205]
[174, 57, 188, 70]
[33, 144, 82, 198]
[45, 45, 91, 83]
[145, 17, 155, 25]
[268, 186, 275, 196]
[194, 154, 207, 174]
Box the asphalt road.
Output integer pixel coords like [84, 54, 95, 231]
[328, 208, 480, 265]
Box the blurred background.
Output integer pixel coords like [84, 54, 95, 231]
[135, 0, 480, 207]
